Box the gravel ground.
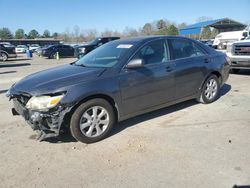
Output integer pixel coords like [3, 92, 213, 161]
[0, 54, 250, 188]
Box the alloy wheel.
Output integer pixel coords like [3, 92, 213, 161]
[79, 106, 110, 138]
[204, 78, 218, 100]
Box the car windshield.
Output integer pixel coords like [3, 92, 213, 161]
[75, 41, 134, 68]
[88, 38, 100, 45]
[17, 45, 27, 48]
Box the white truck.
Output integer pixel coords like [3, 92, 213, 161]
[213, 30, 250, 50]
[226, 36, 250, 73]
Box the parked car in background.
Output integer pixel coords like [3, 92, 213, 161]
[42, 44, 75, 59]
[0, 43, 17, 61]
[226, 38, 250, 73]
[7, 36, 230, 143]
[213, 30, 250, 50]
[75, 37, 120, 58]
[199, 39, 213, 48]
[35, 45, 53, 56]
[29, 44, 40, 52]
[15, 45, 28, 53]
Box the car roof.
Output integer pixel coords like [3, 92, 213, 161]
[115, 35, 193, 44]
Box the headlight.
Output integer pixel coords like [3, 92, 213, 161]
[80, 48, 85, 53]
[26, 95, 64, 110]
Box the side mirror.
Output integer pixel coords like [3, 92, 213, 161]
[126, 59, 144, 69]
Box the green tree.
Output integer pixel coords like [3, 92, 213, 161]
[142, 23, 153, 35]
[201, 26, 211, 39]
[211, 28, 218, 38]
[167, 24, 179, 36]
[28, 29, 39, 39]
[156, 19, 167, 30]
[43, 30, 50, 38]
[0, 27, 13, 39]
[154, 27, 168, 35]
[52, 32, 58, 38]
[15, 29, 25, 39]
[178, 22, 187, 29]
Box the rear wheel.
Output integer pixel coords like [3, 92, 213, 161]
[70, 98, 116, 143]
[0, 52, 8, 61]
[49, 52, 56, 59]
[197, 75, 220, 104]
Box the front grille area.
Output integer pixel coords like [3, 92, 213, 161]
[234, 45, 250, 55]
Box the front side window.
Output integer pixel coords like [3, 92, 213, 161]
[132, 40, 169, 65]
[169, 39, 205, 60]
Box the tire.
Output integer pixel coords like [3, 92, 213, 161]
[49, 52, 56, 59]
[70, 98, 116, 143]
[0, 52, 8, 61]
[218, 43, 224, 50]
[231, 69, 240, 74]
[197, 75, 220, 104]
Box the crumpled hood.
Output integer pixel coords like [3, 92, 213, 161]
[12, 64, 106, 95]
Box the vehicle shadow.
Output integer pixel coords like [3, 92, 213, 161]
[231, 69, 250, 75]
[45, 83, 231, 144]
[220, 83, 231, 96]
[6, 58, 31, 62]
[0, 89, 8, 94]
[0, 63, 31, 68]
[232, 185, 250, 188]
[111, 99, 198, 137]
[44, 132, 77, 143]
[111, 84, 231, 137]
[0, 70, 17, 74]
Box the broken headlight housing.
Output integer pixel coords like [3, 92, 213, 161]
[26, 94, 64, 110]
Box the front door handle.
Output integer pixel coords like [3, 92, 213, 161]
[204, 58, 209, 63]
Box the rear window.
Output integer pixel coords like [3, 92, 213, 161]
[168, 39, 205, 60]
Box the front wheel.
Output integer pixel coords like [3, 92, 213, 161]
[0, 52, 8, 61]
[197, 75, 220, 104]
[70, 99, 116, 143]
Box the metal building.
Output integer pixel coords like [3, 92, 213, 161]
[0, 38, 61, 46]
[179, 18, 247, 39]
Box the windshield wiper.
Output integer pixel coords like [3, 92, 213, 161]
[75, 63, 87, 67]
[70, 62, 87, 67]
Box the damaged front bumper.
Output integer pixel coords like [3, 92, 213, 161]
[12, 98, 72, 141]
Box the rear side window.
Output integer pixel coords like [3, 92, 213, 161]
[132, 40, 169, 65]
[63, 45, 71, 49]
[169, 39, 205, 60]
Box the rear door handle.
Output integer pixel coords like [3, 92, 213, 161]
[166, 66, 173, 72]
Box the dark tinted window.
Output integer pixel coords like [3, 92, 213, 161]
[55, 45, 63, 49]
[169, 39, 204, 60]
[132, 40, 169, 65]
[63, 45, 71, 49]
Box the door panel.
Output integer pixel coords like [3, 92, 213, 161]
[119, 63, 175, 115]
[168, 38, 209, 99]
[173, 56, 208, 99]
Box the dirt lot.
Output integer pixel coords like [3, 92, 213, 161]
[0, 55, 250, 188]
